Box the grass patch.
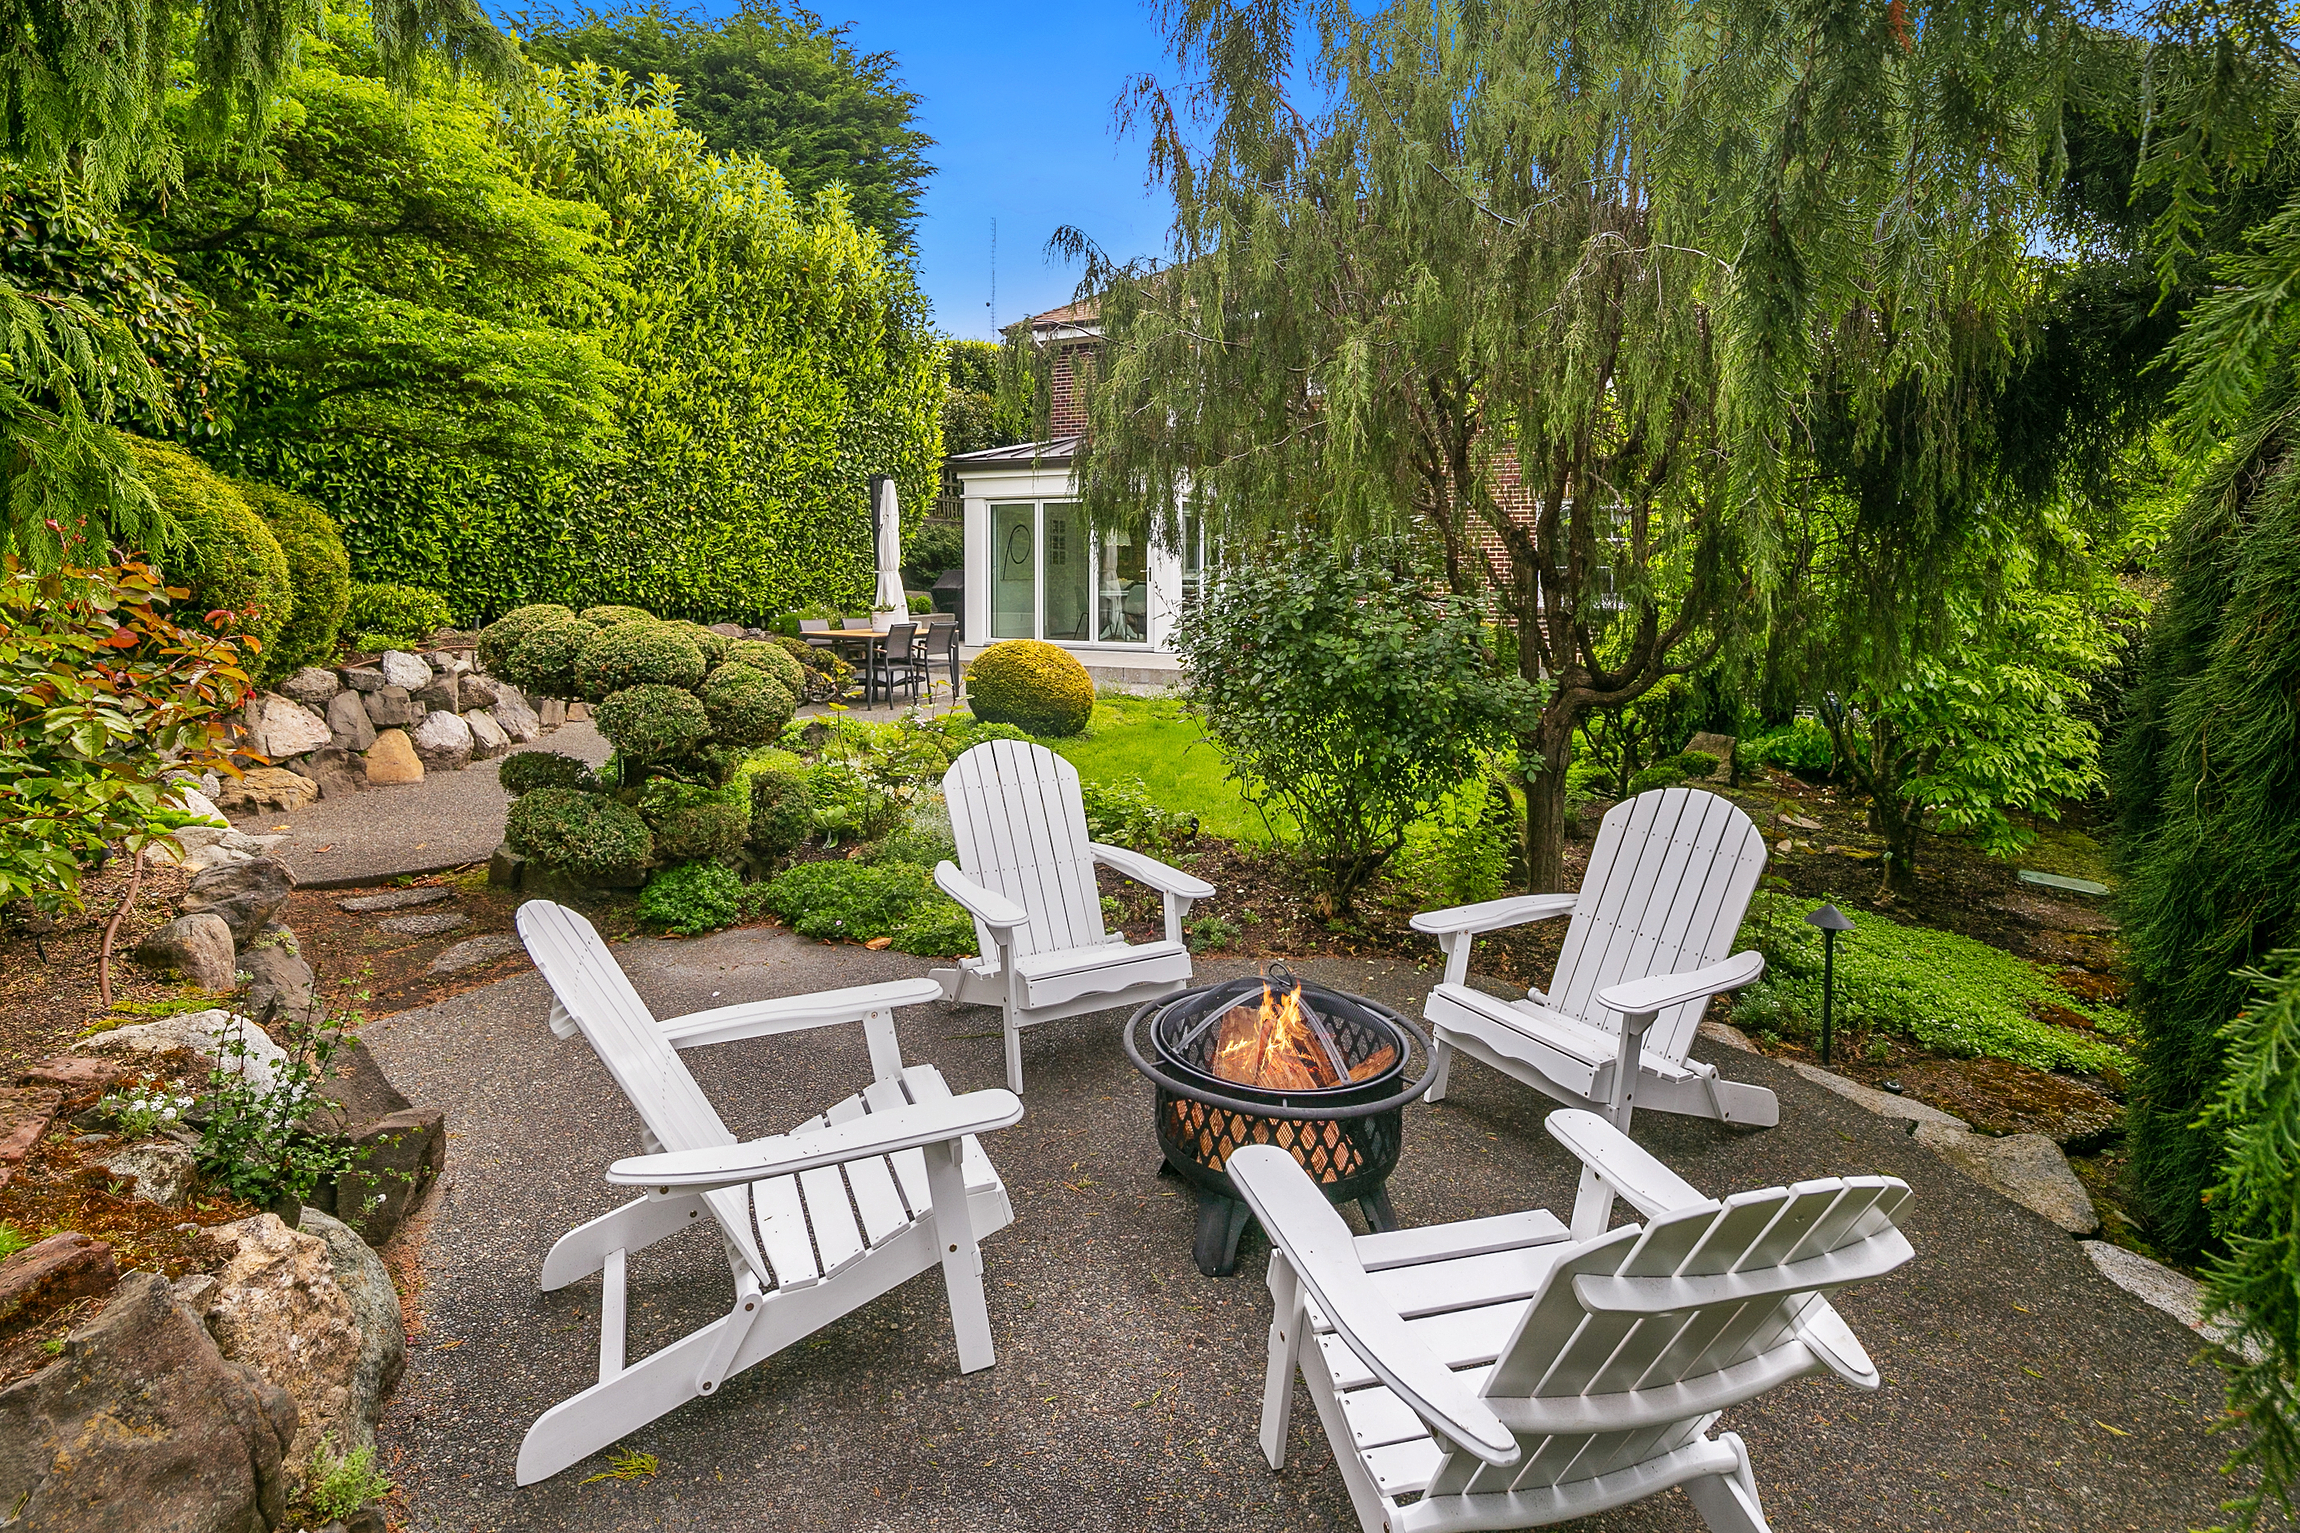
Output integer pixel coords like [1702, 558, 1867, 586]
[1054, 695, 1289, 844]
[1733, 889, 2135, 1076]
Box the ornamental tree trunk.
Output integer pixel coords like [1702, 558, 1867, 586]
[1519, 713, 1579, 892]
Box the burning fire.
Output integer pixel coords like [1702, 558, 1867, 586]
[1206, 980, 1394, 1091]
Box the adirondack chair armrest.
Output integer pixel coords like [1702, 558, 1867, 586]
[1545, 1109, 1711, 1219]
[1228, 1146, 1520, 1468]
[1089, 843, 1215, 898]
[1411, 893, 1577, 986]
[656, 978, 948, 1050]
[1594, 950, 1766, 1020]
[606, 1089, 1026, 1193]
[934, 863, 1029, 931]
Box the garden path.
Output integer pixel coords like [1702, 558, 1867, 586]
[361, 931, 2234, 1532]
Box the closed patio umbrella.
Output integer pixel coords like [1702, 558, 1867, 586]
[871, 474, 904, 631]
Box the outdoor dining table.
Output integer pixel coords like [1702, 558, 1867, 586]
[805, 626, 898, 706]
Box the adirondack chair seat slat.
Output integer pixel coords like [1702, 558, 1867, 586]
[933, 738, 1214, 1092]
[1429, 985, 1704, 1093]
[1353, 1208, 1570, 1272]
[512, 901, 1023, 1485]
[1231, 1110, 1914, 1533]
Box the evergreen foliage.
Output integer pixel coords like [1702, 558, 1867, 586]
[962, 640, 1095, 738]
[505, 786, 653, 877]
[741, 751, 812, 859]
[130, 436, 291, 663]
[242, 480, 350, 681]
[497, 749, 595, 796]
[343, 582, 453, 649]
[637, 858, 756, 934]
[574, 623, 705, 700]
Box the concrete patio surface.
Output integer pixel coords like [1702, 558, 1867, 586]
[363, 930, 2235, 1532]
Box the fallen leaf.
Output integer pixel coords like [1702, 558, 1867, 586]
[864, 936, 893, 950]
[2096, 1420, 2129, 1437]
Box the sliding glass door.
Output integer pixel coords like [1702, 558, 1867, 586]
[986, 500, 1149, 646]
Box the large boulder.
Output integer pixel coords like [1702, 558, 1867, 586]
[338, 664, 387, 693]
[303, 743, 368, 801]
[181, 856, 295, 944]
[537, 695, 567, 730]
[241, 693, 333, 760]
[293, 1209, 405, 1458]
[134, 912, 237, 990]
[409, 709, 473, 772]
[325, 690, 376, 752]
[241, 927, 320, 1027]
[91, 1139, 199, 1206]
[361, 685, 417, 729]
[377, 651, 431, 690]
[214, 768, 319, 816]
[412, 671, 460, 714]
[459, 672, 499, 709]
[76, 1010, 288, 1095]
[0, 1089, 59, 1191]
[463, 708, 510, 760]
[304, 1039, 445, 1246]
[0, 1233, 117, 1329]
[0, 1271, 299, 1533]
[362, 729, 423, 785]
[278, 667, 341, 706]
[489, 682, 540, 743]
[204, 1214, 369, 1491]
[1915, 1122, 2100, 1235]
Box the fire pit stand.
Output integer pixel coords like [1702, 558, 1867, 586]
[1124, 967, 1437, 1276]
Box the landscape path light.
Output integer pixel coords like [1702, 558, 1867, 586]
[1803, 901, 1855, 1066]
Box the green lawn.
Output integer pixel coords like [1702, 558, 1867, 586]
[1052, 695, 1290, 843]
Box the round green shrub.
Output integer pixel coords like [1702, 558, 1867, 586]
[963, 640, 1096, 737]
[343, 582, 454, 649]
[1625, 761, 1689, 796]
[132, 437, 292, 661]
[702, 665, 796, 747]
[596, 684, 711, 760]
[240, 481, 349, 681]
[579, 605, 654, 627]
[724, 638, 809, 698]
[638, 860, 752, 936]
[744, 755, 814, 858]
[506, 788, 653, 878]
[668, 621, 728, 666]
[1662, 750, 1720, 779]
[502, 613, 598, 698]
[497, 750, 595, 796]
[575, 622, 705, 700]
[647, 797, 751, 862]
[478, 604, 577, 676]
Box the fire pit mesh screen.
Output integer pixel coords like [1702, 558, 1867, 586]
[1158, 1097, 1399, 1183]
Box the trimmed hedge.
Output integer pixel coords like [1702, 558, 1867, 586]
[498, 749, 595, 796]
[345, 582, 453, 648]
[595, 684, 711, 759]
[965, 640, 1095, 738]
[575, 623, 706, 700]
[648, 797, 750, 862]
[723, 638, 808, 698]
[132, 437, 292, 662]
[478, 604, 576, 675]
[506, 787, 652, 878]
[241, 480, 349, 681]
[502, 612, 597, 698]
[701, 665, 796, 747]
[581, 605, 654, 627]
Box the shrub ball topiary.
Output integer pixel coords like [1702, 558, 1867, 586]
[648, 798, 751, 862]
[702, 665, 796, 747]
[478, 604, 577, 676]
[502, 612, 597, 698]
[130, 437, 292, 661]
[343, 582, 454, 649]
[505, 788, 653, 878]
[579, 605, 654, 628]
[498, 749, 596, 796]
[724, 638, 809, 698]
[574, 622, 705, 700]
[669, 621, 729, 666]
[595, 683, 712, 760]
[240, 481, 350, 682]
[745, 755, 814, 858]
[964, 640, 1095, 737]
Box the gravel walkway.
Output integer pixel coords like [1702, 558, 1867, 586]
[362, 932, 2234, 1532]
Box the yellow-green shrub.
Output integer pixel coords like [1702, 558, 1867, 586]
[130, 437, 291, 662]
[964, 640, 1095, 738]
[240, 481, 349, 681]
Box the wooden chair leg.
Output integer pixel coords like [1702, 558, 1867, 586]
[924, 1138, 995, 1372]
[1681, 1432, 1771, 1532]
[1259, 1254, 1303, 1469]
[1425, 1038, 1454, 1102]
[1002, 1017, 1024, 1096]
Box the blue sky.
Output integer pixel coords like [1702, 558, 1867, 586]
[801, 1, 1179, 340]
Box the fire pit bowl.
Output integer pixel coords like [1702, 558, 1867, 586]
[1124, 965, 1436, 1276]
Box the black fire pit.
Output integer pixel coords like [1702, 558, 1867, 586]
[1124, 965, 1436, 1276]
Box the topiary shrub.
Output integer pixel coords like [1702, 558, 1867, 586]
[647, 797, 750, 862]
[666, 621, 728, 666]
[478, 604, 578, 676]
[964, 641, 1095, 737]
[743, 753, 813, 859]
[575, 622, 705, 700]
[701, 665, 796, 747]
[595, 684, 711, 760]
[501, 612, 598, 699]
[240, 481, 349, 681]
[760, 860, 935, 942]
[498, 750, 595, 796]
[344, 582, 454, 650]
[637, 860, 758, 935]
[131, 437, 292, 662]
[579, 605, 654, 627]
[724, 638, 809, 699]
[506, 787, 653, 879]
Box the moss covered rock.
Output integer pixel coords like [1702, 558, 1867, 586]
[964, 640, 1095, 738]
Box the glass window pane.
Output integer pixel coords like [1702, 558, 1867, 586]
[991, 503, 1036, 639]
[1042, 502, 1091, 642]
[1097, 522, 1149, 643]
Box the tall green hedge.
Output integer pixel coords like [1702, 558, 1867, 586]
[239, 480, 350, 680]
[234, 69, 941, 626]
[128, 436, 292, 663]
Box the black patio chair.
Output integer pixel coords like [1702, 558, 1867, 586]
[918, 621, 961, 699]
[866, 622, 924, 705]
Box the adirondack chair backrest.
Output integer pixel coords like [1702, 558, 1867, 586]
[1433, 1173, 1913, 1501]
[517, 900, 735, 1157]
[942, 739, 1106, 965]
[1546, 787, 1768, 1061]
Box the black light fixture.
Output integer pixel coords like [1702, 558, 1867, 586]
[1803, 902, 1854, 1065]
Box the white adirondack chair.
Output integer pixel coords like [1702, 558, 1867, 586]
[1414, 786, 1777, 1133]
[931, 738, 1215, 1093]
[514, 900, 1025, 1485]
[1230, 1109, 1915, 1533]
